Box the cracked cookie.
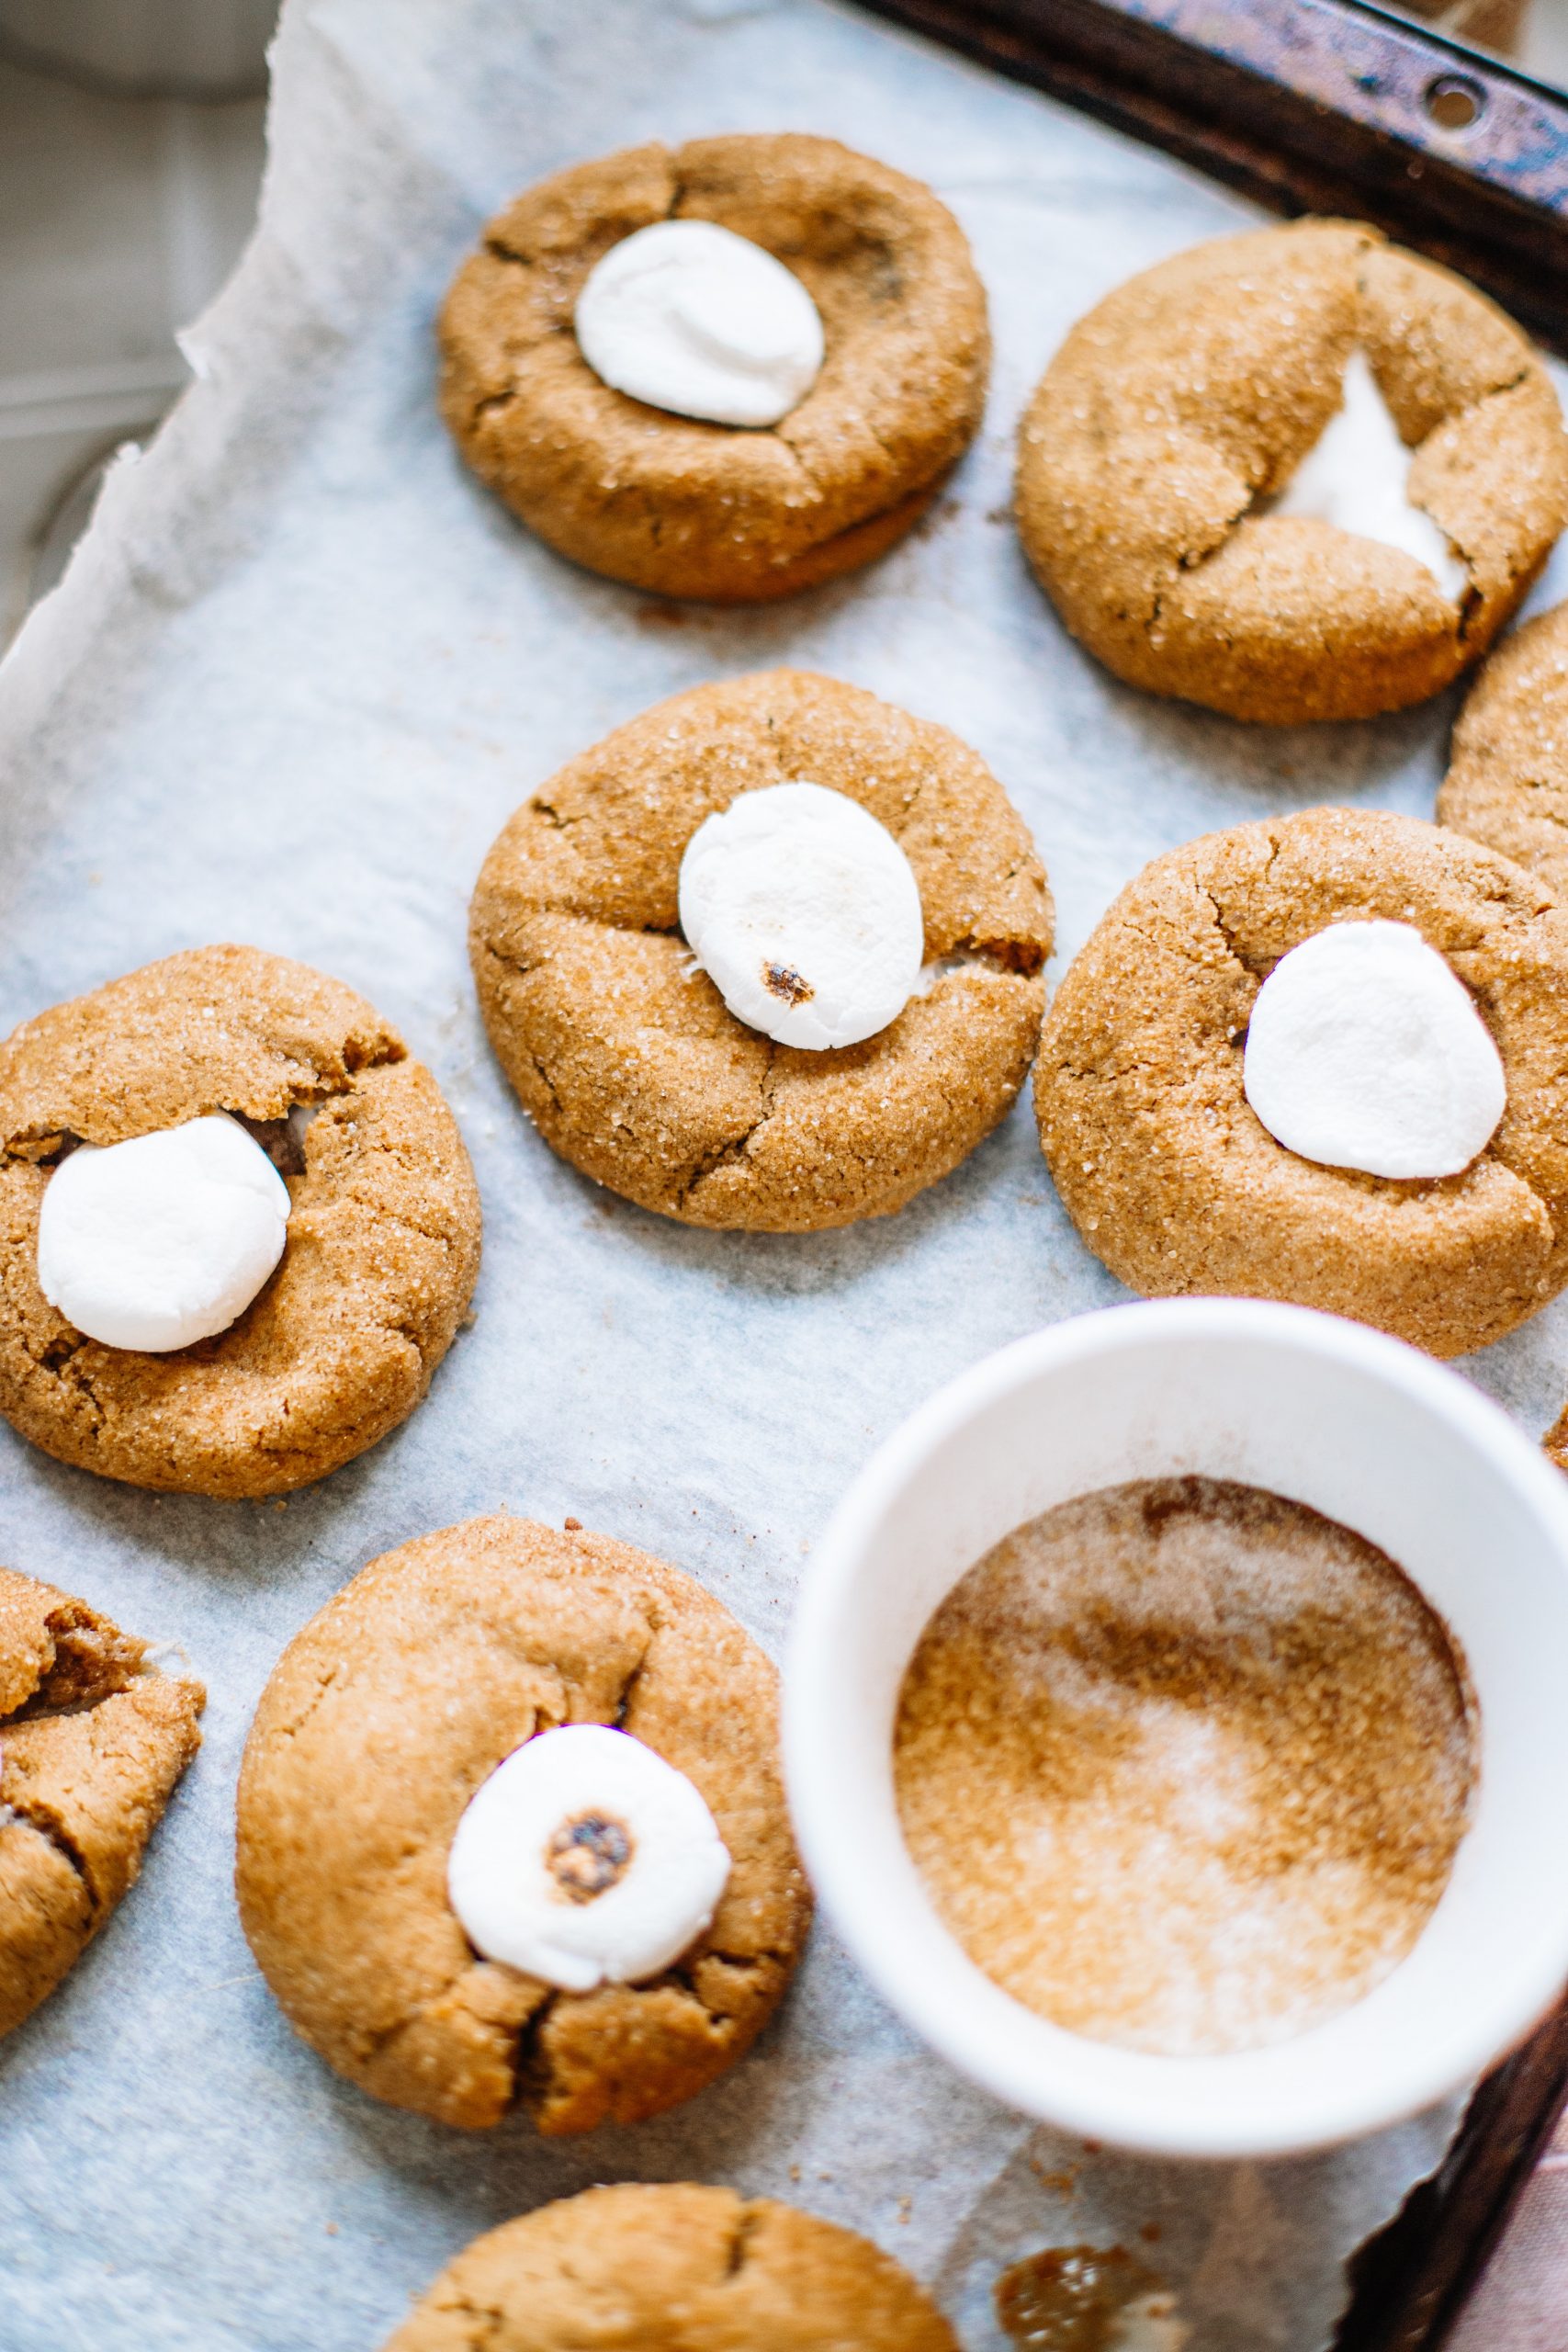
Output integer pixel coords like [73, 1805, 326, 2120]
[1015, 219, 1568, 723]
[382, 2183, 958, 2350]
[234, 1515, 811, 2133]
[1438, 599, 1568, 903]
[0, 1568, 202, 2039]
[0, 944, 480, 1498]
[1035, 807, 1568, 1357]
[437, 133, 988, 602]
[469, 670, 1053, 1231]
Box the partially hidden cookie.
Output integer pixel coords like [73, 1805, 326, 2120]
[1016, 219, 1568, 722]
[1035, 808, 1568, 1358]
[1544, 1404, 1568, 1475]
[235, 1516, 811, 2133]
[438, 133, 988, 602]
[1438, 599, 1568, 902]
[0, 1568, 202, 2039]
[0, 945, 480, 1498]
[470, 670, 1053, 1231]
[382, 2184, 958, 2352]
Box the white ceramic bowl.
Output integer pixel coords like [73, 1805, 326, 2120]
[785, 1298, 1568, 2159]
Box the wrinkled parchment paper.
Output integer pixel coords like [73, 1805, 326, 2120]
[6, 3, 1568, 2345]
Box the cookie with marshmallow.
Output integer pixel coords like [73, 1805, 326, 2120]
[235, 1515, 810, 2134]
[381, 2185, 959, 2352]
[438, 132, 988, 602]
[470, 670, 1054, 1231]
[0, 945, 479, 1498]
[1036, 808, 1568, 1359]
[1016, 219, 1568, 722]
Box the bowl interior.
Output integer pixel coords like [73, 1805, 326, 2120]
[786, 1300, 1568, 2158]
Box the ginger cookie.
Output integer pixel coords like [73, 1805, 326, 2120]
[0, 1567, 202, 2040]
[1035, 808, 1568, 1358]
[1439, 600, 1568, 903]
[1545, 1406, 1568, 1476]
[381, 2183, 958, 2352]
[438, 133, 988, 603]
[0, 944, 480, 1499]
[1016, 220, 1568, 723]
[470, 670, 1053, 1232]
[235, 1516, 811, 2134]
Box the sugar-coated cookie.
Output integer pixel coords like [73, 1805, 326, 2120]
[439, 134, 988, 602]
[470, 670, 1052, 1231]
[235, 1516, 810, 2133]
[1016, 220, 1568, 722]
[381, 2183, 958, 2351]
[0, 1568, 202, 2039]
[1035, 808, 1568, 1357]
[1438, 599, 1568, 902]
[0, 946, 479, 1498]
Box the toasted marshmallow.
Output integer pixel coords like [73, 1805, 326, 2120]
[446, 1723, 731, 1993]
[1272, 350, 1467, 601]
[37, 1112, 291, 1352]
[574, 219, 824, 427]
[679, 781, 925, 1049]
[1243, 920, 1505, 1180]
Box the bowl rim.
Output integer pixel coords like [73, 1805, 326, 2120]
[784, 1296, 1568, 2159]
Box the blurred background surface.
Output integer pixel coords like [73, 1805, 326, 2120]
[1377, 0, 1568, 75]
[0, 2, 275, 646]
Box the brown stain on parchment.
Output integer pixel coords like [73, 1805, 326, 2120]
[996, 2243, 1166, 2348]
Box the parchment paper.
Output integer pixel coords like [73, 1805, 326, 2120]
[4, 3, 1567, 2345]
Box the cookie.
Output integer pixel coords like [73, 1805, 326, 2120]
[0, 945, 480, 1498]
[1438, 600, 1568, 903]
[0, 1568, 202, 2039]
[235, 1516, 811, 2133]
[470, 670, 1052, 1231]
[438, 133, 988, 602]
[1545, 1406, 1568, 1475]
[382, 2183, 958, 2352]
[1016, 220, 1568, 722]
[1035, 808, 1568, 1357]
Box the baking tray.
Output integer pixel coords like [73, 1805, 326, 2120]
[1, 1, 1566, 2346]
[852, 0, 1568, 356]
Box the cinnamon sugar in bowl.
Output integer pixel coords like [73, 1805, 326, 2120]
[894, 1476, 1474, 2060]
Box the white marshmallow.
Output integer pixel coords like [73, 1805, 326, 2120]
[574, 219, 824, 428]
[446, 1723, 731, 1993]
[678, 781, 925, 1049]
[1243, 920, 1506, 1180]
[1272, 349, 1468, 602]
[37, 1113, 291, 1352]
